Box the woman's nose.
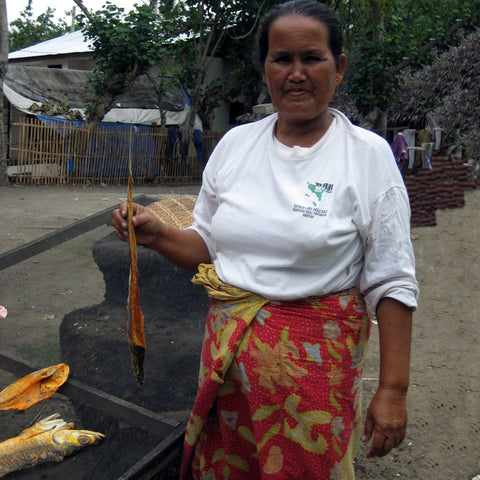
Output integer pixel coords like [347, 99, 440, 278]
[288, 59, 306, 81]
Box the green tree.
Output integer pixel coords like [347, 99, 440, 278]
[390, 28, 480, 158]
[67, 0, 480, 135]
[218, 0, 279, 121]
[179, 0, 480, 130]
[338, 0, 480, 132]
[73, 0, 275, 129]
[169, 0, 283, 128]
[169, 0, 233, 128]
[8, 0, 68, 52]
[75, 0, 171, 124]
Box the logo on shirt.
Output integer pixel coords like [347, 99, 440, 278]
[292, 182, 333, 219]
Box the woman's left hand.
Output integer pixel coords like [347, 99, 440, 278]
[363, 297, 412, 458]
[362, 385, 408, 458]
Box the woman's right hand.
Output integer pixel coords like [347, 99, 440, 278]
[112, 201, 211, 270]
[111, 202, 162, 249]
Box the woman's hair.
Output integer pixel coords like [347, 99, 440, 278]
[255, 0, 343, 69]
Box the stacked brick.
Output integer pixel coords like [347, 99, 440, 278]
[404, 155, 478, 228]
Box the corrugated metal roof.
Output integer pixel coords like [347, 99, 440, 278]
[9, 30, 93, 60]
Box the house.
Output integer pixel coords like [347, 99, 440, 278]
[4, 64, 200, 128]
[8, 30, 96, 70]
[6, 29, 232, 132]
[3, 64, 211, 182]
[4, 31, 227, 184]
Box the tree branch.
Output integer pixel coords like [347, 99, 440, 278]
[72, 0, 94, 23]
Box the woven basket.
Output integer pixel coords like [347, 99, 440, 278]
[147, 195, 197, 230]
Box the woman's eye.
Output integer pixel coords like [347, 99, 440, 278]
[273, 56, 290, 64]
[305, 55, 321, 63]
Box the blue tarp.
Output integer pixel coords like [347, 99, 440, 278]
[36, 116, 159, 177]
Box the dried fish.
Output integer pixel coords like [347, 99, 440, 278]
[0, 414, 104, 477]
[0, 363, 69, 411]
[126, 159, 146, 386]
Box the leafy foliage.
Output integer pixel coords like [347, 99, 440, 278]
[9, 0, 478, 134]
[219, 0, 279, 117]
[170, 0, 296, 127]
[166, 0, 256, 127]
[76, 1, 171, 123]
[172, 0, 480, 128]
[390, 28, 480, 158]
[8, 0, 69, 52]
[339, 0, 480, 118]
[78, 3, 166, 93]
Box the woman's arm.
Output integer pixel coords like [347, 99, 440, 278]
[363, 297, 413, 458]
[112, 202, 211, 270]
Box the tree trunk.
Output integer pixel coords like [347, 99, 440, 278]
[0, 0, 8, 185]
[364, 106, 388, 138]
[188, 69, 204, 130]
[85, 93, 115, 125]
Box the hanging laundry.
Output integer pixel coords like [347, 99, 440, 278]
[426, 113, 442, 151]
[178, 127, 190, 157]
[418, 129, 434, 170]
[402, 129, 416, 169]
[391, 132, 409, 177]
[167, 126, 179, 160]
[194, 129, 205, 164]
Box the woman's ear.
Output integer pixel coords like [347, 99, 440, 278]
[262, 68, 267, 85]
[336, 54, 347, 85]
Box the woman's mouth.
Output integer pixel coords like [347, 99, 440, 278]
[286, 88, 308, 96]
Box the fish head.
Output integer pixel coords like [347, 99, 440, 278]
[51, 429, 105, 454]
[43, 363, 70, 390]
[0, 363, 70, 411]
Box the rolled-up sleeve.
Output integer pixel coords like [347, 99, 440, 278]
[360, 186, 419, 312]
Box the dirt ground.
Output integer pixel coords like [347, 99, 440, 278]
[0, 183, 479, 480]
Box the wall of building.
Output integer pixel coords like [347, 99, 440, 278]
[9, 56, 95, 70]
[204, 56, 233, 132]
[8, 39, 237, 132]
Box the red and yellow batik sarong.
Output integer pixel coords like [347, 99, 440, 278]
[180, 264, 371, 480]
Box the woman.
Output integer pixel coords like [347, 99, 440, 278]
[112, 1, 419, 478]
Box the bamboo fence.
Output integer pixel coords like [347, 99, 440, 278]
[8, 117, 222, 185]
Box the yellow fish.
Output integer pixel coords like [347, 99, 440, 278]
[0, 414, 104, 477]
[0, 363, 69, 411]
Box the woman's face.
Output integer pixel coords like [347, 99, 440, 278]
[262, 14, 346, 130]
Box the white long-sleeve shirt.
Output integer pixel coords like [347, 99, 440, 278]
[189, 109, 419, 312]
